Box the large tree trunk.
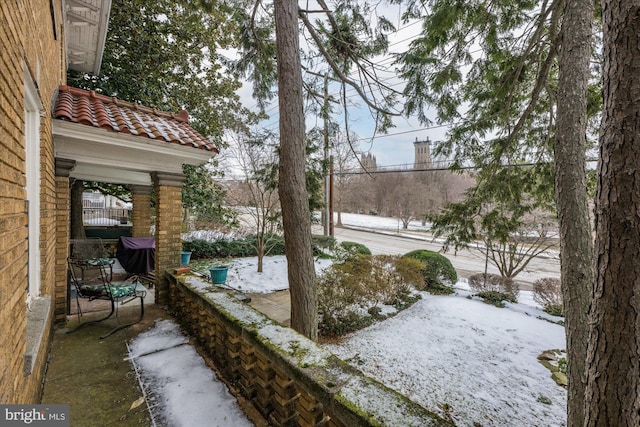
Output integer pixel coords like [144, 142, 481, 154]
[274, 0, 318, 340]
[70, 180, 86, 239]
[583, 2, 640, 425]
[554, 0, 594, 425]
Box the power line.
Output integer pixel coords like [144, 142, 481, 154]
[339, 162, 533, 176]
[338, 157, 599, 176]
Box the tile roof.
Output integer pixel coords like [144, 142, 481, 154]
[53, 85, 218, 153]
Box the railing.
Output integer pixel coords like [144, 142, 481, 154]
[83, 208, 131, 226]
[167, 272, 450, 427]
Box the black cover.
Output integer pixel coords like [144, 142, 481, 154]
[116, 237, 155, 274]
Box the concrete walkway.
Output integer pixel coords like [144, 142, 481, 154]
[246, 290, 291, 326]
[42, 258, 164, 426]
[42, 304, 172, 426]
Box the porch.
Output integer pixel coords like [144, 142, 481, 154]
[41, 259, 261, 426]
[52, 85, 218, 322]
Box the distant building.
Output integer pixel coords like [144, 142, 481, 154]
[360, 152, 378, 171]
[414, 137, 432, 169]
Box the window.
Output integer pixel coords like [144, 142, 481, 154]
[24, 66, 43, 301]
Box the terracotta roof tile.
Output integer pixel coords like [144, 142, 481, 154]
[53, 85, 218, 153]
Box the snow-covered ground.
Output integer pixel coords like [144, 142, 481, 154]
[128, 320, 253, 427]
[192, 253, 566, 425]
[325, 292, 566, 426]
[215, 255, 332, 293]
[335, 212, 432, 232]
[150, 213, 566, 426]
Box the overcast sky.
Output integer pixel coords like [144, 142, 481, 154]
[227, 2, 450, 170]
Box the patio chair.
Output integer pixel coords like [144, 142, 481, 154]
[69, 238, 116, 282]
[67, 258, 147, 338]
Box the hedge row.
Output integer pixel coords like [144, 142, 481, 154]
[183, 234, 337, 259]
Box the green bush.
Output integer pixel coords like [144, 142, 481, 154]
[476, 290, 517, 308]
[557, 357, 567, 374]
[311, 234, 336, 257]
[402, 250, 457, 294]
[319, 311, 375, 337]
[183, 239, 217, 258]
[183, 234, 286, 259]
[468, 273, 519, 301]
[338, 241, 372, 258]
[543, 304, 563, 317]
[317, 255, 424, 337]
[424, 282, 455, 295]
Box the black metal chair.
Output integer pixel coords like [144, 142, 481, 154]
[67, 255, 146, 339]
[69, 238, 116, 282]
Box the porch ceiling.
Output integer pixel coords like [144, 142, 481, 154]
[52, 86, 217, 185]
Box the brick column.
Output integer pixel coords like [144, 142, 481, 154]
[131, 185, 152, 237]
[152, 172, 185, 305]
[54, 158, 75, 324]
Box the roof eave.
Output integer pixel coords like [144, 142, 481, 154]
[64, 0, 112, 75]
[92, 0, 111, 75]
[53, 120, 215, 185]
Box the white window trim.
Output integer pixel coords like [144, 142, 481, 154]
[24, 64, 43, 304]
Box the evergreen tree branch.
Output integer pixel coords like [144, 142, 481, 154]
[298, 7, 401, 117]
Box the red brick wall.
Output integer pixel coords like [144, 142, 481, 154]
[0, 0, 65, 403]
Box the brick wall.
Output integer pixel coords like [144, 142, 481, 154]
[0, 0, 65, 403]
[153, 173, 186, 305]
[54, 159, 75, 323]
[168, 273, 449, 427]
[131, 185, 152, 238]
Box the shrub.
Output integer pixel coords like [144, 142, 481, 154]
[335, 241, 372, 260]
[317, 255, 423, 337]
[362, 255, 423, 306]
[317, 263, 367, 337]
[311, 234, 336, 257]
[425, 282, 456, 295]
[468, 273, 519, 302]
[183, 239, 217, 258]
[183, 234, 286, 259]
[403, 250, 457, 294]
[476, 290, 517, 308]
[533, 278, 563, 316]
[543, 305, 563, 317]
[318, 310, 375, 337]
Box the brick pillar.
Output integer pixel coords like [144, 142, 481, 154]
[54, 158, 75, 324]
[131, 185, 152, 237]
[152, 172, 185, 305]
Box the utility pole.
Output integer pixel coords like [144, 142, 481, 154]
[323, 72, 330, 236]
[329, 155, 334, 236]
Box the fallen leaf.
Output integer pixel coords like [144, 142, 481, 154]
[129, 396, 145, 411]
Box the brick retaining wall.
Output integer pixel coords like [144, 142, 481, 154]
[167, 272, 450, 427]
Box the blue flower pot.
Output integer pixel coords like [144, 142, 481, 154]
[181, 251, 192, 265]
[209, 266, 228, 285]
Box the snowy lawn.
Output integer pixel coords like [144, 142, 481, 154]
[204, 255, 567, 426]
[191, 255, 333, 293]
[333, 212, 432, 232]
[128, 320, 252, 427]
[325, 291, 567, 426]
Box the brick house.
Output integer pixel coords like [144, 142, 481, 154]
[1, 0, 216, 403]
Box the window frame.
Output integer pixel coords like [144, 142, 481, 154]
[24, 65, 43, 303]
